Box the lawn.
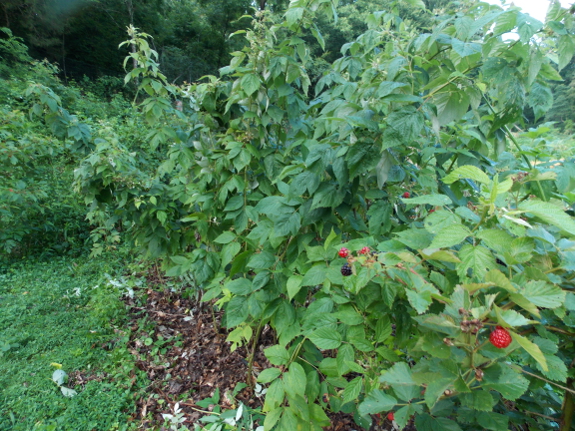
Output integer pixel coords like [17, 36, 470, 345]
[0, 255, 142, 431]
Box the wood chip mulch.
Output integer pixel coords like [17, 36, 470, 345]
[124, 286, 401, 430]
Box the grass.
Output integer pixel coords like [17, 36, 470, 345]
[0, 254, 145, 431]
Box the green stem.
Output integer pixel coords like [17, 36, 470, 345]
[247, 322, 264, 388]
[560, 378, 574, 431]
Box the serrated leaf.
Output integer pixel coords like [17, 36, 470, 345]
[494, 305, 532, 327]
[536, 354, 568, 382]
[301, 265, 327, 286]
[257, 368, 282, 383]
[483, 364, 529, 400]
[287, 275, 303, 300]
[401, 194, 451, 206]
[520, 280, 565, 309]
[424, 377, 454, 409]
[284, 362, 306, 398]
[512, 332, 548, 371]
[476, 412, 509, 431]
[309, 326, 342, 349]
[443, 165, 491, 185]
[241, 73, 260, 96]
[415, 414, 462, 431]
[380, 362, 416, 386]
[429, 224, 471, 248]
[457, 244, 496, 280]
[264, 345, 290, 366]
[226, 278, 253, 295]
[343, 376, 363, 404]
[484, 269, 517, 293]
[357, 390, 397, 416]
[459, 390, 495, 411]
[519, 200, 575, 236]
[214, 231, 236, 244]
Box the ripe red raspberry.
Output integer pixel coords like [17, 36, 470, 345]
[402, 192, 410, 198]
[387, 412, 394, 421]
[358, 246, 370, 255]
[338, 247, 349, 258]
[489, 326, 511, 349]
[428, 208, 435, 214]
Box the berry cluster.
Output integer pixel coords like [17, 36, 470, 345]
[338, 246, 373, 277]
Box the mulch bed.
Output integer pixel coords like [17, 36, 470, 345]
[123, 283, 399, 430]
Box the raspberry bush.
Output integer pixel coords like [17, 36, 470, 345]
[74, 0, 575, 429]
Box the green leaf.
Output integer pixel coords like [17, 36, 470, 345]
[394, 228, 433, 249]
[226, 278, 253, 295]
[302, 265, 327, 286]
[264, 408, 283, 430]
[258, 368, 282, 383]
[425, 211, 462, 235]
[457, 244, 496, 280]
[343, 376, 363, 404]
[459, 390, 495, 411]
[482, 363, 529, 400]
[223, 297, 249, 329]
[380, 362, 416, 386]
[406, 289, 433, 314]
[443, 165, 491, 185]
[287, 275, 303, 301]
[476, 412, 509, 431]
[309, 403, 330, 426]
[337, 343, 355, 375]
[401, 194, 451, 206]
[536, 354, 568, 382]
[385, 106, 424, 146]
[241, 73, 261, 96]
[309, 326, 342, 349]
[518, 200, 575, 236]
[247, 251, 276, 269]
[494, 306, 532, 327]
[424, 377, 454, 409]
[264, 345, 290, 366]
[451, 39, 482, 58]
[311, 182, 345, 210]
[415, 414, 462, 431]
[558, 34, 575, 70]
[357, 390, 397, 416]
[284, 362, 307, 398]
[520, 280, 565, 309]
[484, 269, 517, 293]
[512, 332, 548, 371]
[429, 224, 471, 249]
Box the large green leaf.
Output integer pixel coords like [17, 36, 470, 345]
[457, 244, 496, 280]
[357, 389, 397, 416]
[520, 280, 565, 309]
[241, 73, 261, 96]
[519, 200, 575, 236]
[429, 224, 471, 249]
[482, 364, 529, 400]
[443, 165, 491, 185]
[308, 326, 342, 349]
[512, 332, 548, 371]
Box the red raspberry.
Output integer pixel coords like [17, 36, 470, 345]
[358, 246, 370, 255]
[489, 326, 511, 348]
[402, 192, 410, 198]
[387, 412, 394, 421]
[428, 208, 435, 214]
[338, 247, 349, 258]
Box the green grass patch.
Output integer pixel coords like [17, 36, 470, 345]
[0, 254, 144, 431]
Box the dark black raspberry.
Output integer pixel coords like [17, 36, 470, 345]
[341, 263, 352, 276]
